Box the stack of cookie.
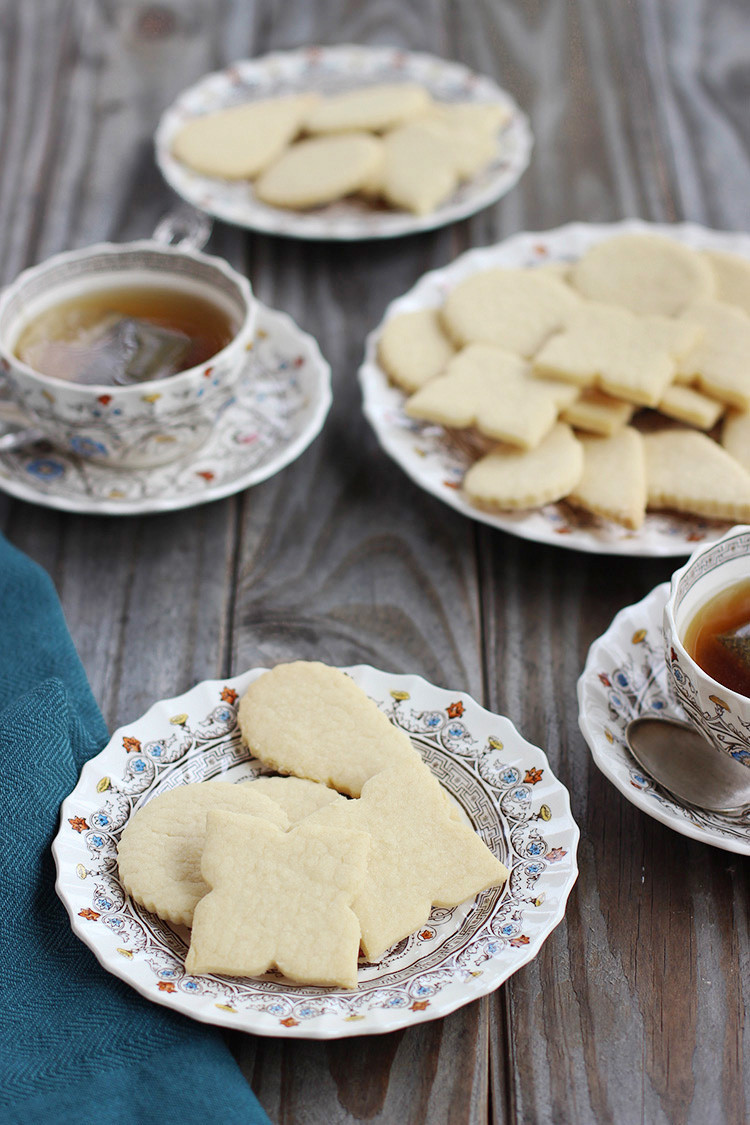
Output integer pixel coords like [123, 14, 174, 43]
[171, 84, 509, 215]
[378, 233, 750, 529]
[116, 662, 507, 989]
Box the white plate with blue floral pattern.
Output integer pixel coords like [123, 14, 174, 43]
[360, 219, 750, 556]
[578, 584, 750, 855]
[0, 302, 331, 515]
[155, 45, 532, 241]
[53, 665, 578, 1038]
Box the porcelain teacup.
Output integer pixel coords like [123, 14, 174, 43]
[0, 240, 255, 469]
[663, 524, 750, 771]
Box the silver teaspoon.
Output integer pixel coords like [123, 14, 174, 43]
[625, 716, 750, 815]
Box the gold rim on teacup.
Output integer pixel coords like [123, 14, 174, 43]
[0, 240, 255, 469]
[663, 524, 750, 771]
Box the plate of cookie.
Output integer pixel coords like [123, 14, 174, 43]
[360, 219, 750, 556]
[154, 44, 532, 240]
[53, 662, 578, 1037]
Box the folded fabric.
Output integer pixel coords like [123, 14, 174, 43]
[0, 534, 270, 1125]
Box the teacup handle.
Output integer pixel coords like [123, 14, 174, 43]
[152, 205, 213, 252]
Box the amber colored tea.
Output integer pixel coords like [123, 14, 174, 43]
[683, 578, 750, 697]
[14, 286, 236, 385]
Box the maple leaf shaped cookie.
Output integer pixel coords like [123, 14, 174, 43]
[307, 758, 508, 961]
[238, 662, 419, 797]
[441, 268, 580, 357]
[405, 345, 562, 450]
[116, 782, 289, 927]
[185, 812, 370, 989]
[533, 303, 699, 406]
[678, 299, 750, 409]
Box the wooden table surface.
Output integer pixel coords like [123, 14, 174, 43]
[1, 2, 748, 1122]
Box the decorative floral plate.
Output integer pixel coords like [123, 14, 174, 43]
[360, 219, 750, 556]
[578, 583, 750, 854]
[0, 303, 331, 515]
[154, 45, 532, 241]
[53, 666, 578, 1038]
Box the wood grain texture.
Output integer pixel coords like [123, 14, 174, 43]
[0, 1, 747, 1123]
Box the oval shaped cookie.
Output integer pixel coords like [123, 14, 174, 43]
[255, 133, 383, 209]
[305, 83, 430, 134]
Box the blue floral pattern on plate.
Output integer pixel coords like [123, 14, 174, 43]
[53, 666, 578, 1038]
[578, 583, 750, 855]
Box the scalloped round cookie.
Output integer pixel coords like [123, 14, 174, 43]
[463, 422, 583, 511]
[441, 269, 580, 356]
[570, 234, 715, 316]
[116, 782, 289, 926]
[246, 775, 344, 823]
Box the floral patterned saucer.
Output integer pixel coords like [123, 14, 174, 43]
[578, 584, 750, 855]
[155, 45, 532, 241]
[53, 666, 578, 1039]
[360, 219, 750, 556]
[0, 303, 331, 515]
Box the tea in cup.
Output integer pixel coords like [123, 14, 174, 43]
[0, 240, 255, 469]
[663, 525, 750, 770]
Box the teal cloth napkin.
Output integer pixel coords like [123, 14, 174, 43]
[0, 534, 270, 1125]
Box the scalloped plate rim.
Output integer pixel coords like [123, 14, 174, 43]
[359, 219, 750, 557]
[0, 302, 332, 516]
[154, 44, 533, 241]
[53, 664, 579, 1038]
[577, 583, 750, 855]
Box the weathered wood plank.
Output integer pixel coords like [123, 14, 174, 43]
[0, 2, 748, 1124]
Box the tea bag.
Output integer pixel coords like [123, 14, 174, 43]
[717, 623, 750, 675]
[77, 315, 191, 385]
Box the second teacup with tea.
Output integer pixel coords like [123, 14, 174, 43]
[663, 525, 750, 771]
[0, 240, 255, 469]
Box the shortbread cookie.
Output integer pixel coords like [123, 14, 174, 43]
[238, 662, 419, 797]
[415, 104, 503, 180]
[644, 429, 750, 520]
[186, 812, 369, 988]
[441, 269, 580, 356]
[570, 234, 715, 316]
[405, 346, 557, 449]
[721, 410, 750, 474]
[561, 388, 635, 435]
[658, 383, 724, 430]
[255, 133, 382, 209]
[678, 299, 750, 409]
[534, 261, 572, 283]
[307, 758, 508, 961]
[530, 374, 579, 411]
[379, 123, 460, 214]
[533, 304, 699, 406]
[377, 307, 455, 392]
[703, 250, 750, 317]
[247, 775, 343, 823]
[116, 782, 289, 926]
[567, 427, 647, 529]
[422, 101, 509, 138]
[306, 83, 430, 134]
[171, 94, 319, 180]
[463, 422, 583, 511]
